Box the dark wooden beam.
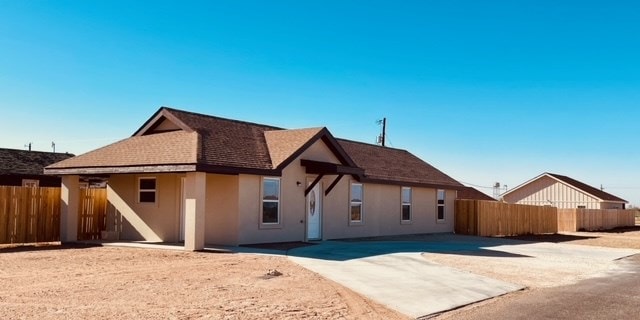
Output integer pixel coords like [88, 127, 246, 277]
[305, 174, 324, 196]
[324, 174, 344, 196]
[300, 159, 364, 176]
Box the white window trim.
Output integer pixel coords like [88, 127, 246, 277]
[349, 182, 364, 225]
[401, 187, 412, 224]
[138, 177, 157, 204]
[437, 189, 446, 222]
[260, 177, 281, 228]
[22, 179, 39, 188]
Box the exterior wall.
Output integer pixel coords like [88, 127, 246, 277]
[107, 173, 181, 242]
[236, 139, 457, 244]
[205, 174, 239, 245]
[323, 182, 455, 239]
[503, 176, 601, 209]
[600, 201, 625, 210]
[236, 140, 339, 244]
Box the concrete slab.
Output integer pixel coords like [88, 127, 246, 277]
[289, 242, 524, 318]
[287, 236, 639, 318]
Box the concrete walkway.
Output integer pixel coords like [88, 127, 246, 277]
[288, 240, 523, 318]
[287, 235, 638, 318]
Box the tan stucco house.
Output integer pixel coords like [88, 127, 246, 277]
[45, 107, 463, 250]
[501, 172, 627, 209]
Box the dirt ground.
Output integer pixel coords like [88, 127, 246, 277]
[0, 244, 406, 320]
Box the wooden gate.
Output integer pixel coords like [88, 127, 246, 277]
[77, 188, 108, 240]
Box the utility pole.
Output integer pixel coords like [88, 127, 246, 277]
[377, 118, 387, 147]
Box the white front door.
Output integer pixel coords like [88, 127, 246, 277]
[179, 177, 186, 242]
[307, 180, 322, 240]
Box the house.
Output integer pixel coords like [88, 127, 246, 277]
[45, 107, 464, 250]
[501, 172, 627, 209]
[0, 148, 73, 187]
[457, 186, 496, 201]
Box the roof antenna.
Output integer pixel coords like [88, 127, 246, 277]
[376, 118, 386, 147]
[25, 142, 32, 151]
[52, 141, 56, 153]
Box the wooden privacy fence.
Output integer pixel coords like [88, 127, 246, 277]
[558, 209, 635, 232]
[0, 186, 108, 244]
[77, 188, 108, 240]
[0, 186, 61, 244]
[455, 199, 558, 236]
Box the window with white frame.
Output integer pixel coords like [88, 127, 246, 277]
[350, 183, 363, 223]
[437, 189, 445, 221]
[262, 177, 280, 224]
[138, 177, 156, 203]
[401, 187, 412, 221]
[21, 179, 39, 188]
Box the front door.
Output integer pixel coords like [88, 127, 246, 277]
[307, 180, 322, 240]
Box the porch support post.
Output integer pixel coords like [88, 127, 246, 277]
[60, 175, 80, 242]
[184, 172, 206, 251]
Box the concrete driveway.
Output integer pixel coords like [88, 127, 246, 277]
[287, 234, 639, 319]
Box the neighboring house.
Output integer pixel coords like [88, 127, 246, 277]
[457, 186, 496, 201]
[501, 172, 627, 209]
[0, 148, 73, 187]
[45, 107, 464, 250]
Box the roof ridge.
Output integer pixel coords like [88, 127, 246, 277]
[161, 106, 284, 130]
[335, 138, 410, 152]
[0, 147, 73, 156]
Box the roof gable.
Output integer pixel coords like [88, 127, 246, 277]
[0, 148, 74, 175]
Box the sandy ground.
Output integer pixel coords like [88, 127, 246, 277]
[431, 227, 640, 320]
[0, 244, 406, 320]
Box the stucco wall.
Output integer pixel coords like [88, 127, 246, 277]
[205, 174, 239, 245]
[503, 175, 602, 209]
[107, 173, 180, 242]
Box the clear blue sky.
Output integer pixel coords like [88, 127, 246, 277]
[1, 1, 639, 205]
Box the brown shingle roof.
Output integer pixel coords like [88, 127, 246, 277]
[165, 108, 280, 170]
[46, 107, 463, 189]
[0, 148, 74, 175]
[48, 130, 198, 169]
[547, 173, 627, 203]
[336, 139, 463, 189]
[458, 186, 496, 201]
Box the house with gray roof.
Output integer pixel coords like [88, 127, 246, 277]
[46, 107, 463, 250]
[501, 172, 627, 209]
[0, 148, 73, 187]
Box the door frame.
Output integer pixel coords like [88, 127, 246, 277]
[306, 178, 322, 241]
[179, 177, 186, 242]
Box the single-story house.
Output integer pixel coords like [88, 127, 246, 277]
[457, 186, 496, 201]
[45, 107, 464, 250]
[501, 172, 627, 209]
[0, 148, 74, 187]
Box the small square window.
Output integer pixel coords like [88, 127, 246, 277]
[138, 178, 156, 203]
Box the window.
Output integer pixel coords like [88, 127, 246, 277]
[21, 179, 39, 188]
[350, 183, 363, 223]
[138, 177, 156, 203]
[401, 187, 412, 222]
[437, 189, 446, 221]
[262, 178, 280, 224]
[577, 205, 586, 209]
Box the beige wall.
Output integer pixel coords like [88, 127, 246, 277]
[205, 174, 239, 245]
[108, 173, 181, 242]
[503, 175, 603, 209]
[323, 181, 455, 239]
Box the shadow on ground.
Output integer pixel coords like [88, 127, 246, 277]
[502, 233, 599, 243]
[0, 242, 101, 253]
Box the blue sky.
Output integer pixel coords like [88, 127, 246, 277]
[1, 1, 639, 205]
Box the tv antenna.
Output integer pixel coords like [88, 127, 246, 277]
[376, 118, 386, 147]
